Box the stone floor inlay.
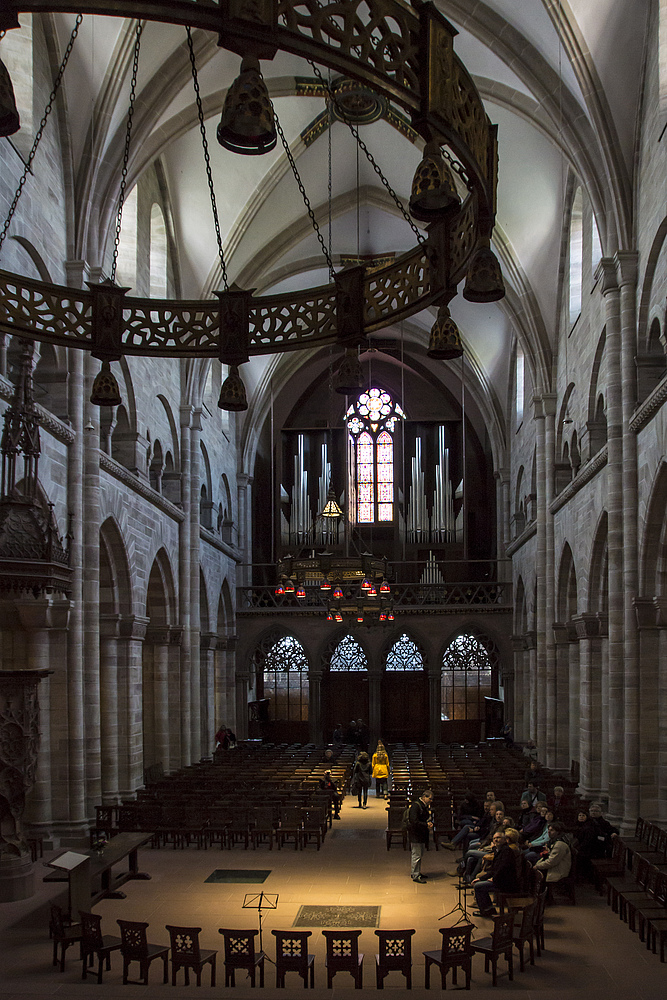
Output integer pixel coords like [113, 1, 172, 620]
[204, 868, 271, 883]
[293, 904, 381, 927]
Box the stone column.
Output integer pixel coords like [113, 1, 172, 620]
[596, 259, 624, 823]
[428, 666, 441, 745]
[168, 627, 184, 771]
[502, 661, 514, 733]
[226, 634, 239, 734]
[190, 409, 202, 759]
[308, 668, 323, 744]
[367, 663, 382, 747]
[511, 635, 524, 739]
[146, 626, 171, 773]
[552, 623, 570, 770]
[566, 620, 580, 775]
[575, 613, 603, 799]
[237, 473, 254, 584]
[99, 614, 120, 804]
[117, 615, 148, 798]
[495, 467, 511, 564]
[236, 659, 249, 741]
[543, 398, 557, 767]
[657, 602, 667, 825]
[532, 395, 548, 752]
[617, 252, 640, 828]
[635, 599, 660, 820]
[179, 406, 192, 764]
[200, 633, 218, 756]
[83, 355, 102, 814]
[525, 631, 537, 742]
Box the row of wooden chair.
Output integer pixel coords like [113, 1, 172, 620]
[599, 838, 667, 963]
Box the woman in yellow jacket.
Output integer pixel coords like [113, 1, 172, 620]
[372, 741, 390, 798]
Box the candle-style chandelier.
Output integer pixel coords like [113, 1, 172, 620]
[0, 0, 505, 408]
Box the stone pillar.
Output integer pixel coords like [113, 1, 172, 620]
[236, 660, 249, 741]
[237, 473, 253, 584]
[566, 620, 580, 776]
[83, 356, 102, 815]
[99, 615, 120, 804]
[308, 668, 323, 744]
[200, 633, 218, 756]
[495, 467, 511, 563]
[657, 604, 667, 825]
[532, 395, 548, 753]
[552, 623, 570, 770]
[502, 661, 514, 733]
[635, 598, 661, 820]
[575, 613, 603, 799]
[168, 627, 184, 771]
[428, 666, 441, 745]
[544, 399, 557, 767]
[117, 616, 148, 799]
[226, 634, 238, 735]
[526, 631, 537, 742]
[596, 258, 624, 823]
[617, 251, 640, 828]
[367, 663, 382, 747]
[190, 410, 202, 760]
[511, 635, 524, 739]
[179, 406, 192, 764]
[146, 626, 171, 773]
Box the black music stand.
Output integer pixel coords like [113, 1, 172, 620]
[242, 892, 279, 959]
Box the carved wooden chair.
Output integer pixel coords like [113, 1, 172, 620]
[218, 927, 266, 987]
[116, 919, 169, 985]
[374, 928, 414, 989]
[79, 910, 122, 984]
[49, 903, 82, 973]
[165, 924, 217, 986]
[322, 929, 363, 989]
[423, 923, 474, 990]
[272, 929, 315, 988]
[471, 912, 514, 986]
[511, 901, 536, 972]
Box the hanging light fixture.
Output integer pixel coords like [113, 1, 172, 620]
[284, 578, 295, 593]
[90, 360, 122, 406]
[326, 610, 334, 621]
[320, 578, 331, 592]
[296, 583, 306, 599]
[409, 141, 460, 222]
[368, 585, 377, 598]
[218, 364, 248, 411]
[427, 304, 463, 360]
[335, 611, 343, 622]
[380, 579, 390, 594]
[321, 488, 344, 518]
[274, 583, 285, 596]
[334, 347, 364, 395]
[0, 59, 20, 137]
[387, 611, 395, 621]
[360, 577, 371, 591]
[332, 585, 344, 600]
[217, 56, 277, 155]
[357, 611, 364, 623]
[463, 237, 505, 302]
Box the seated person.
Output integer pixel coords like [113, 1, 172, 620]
[521, 781, 547, 808]
[524, 759, 545, 786]
[463, 807, 506, 881]
[443, 798, 493, 851]
[534, 822, 572, 883]
[547, 785, 568, 815]
[524, 809, 555, 864]
[319, 770, 342, 818]
[472, 831, 520, 918]
[575, 803, 618, 887]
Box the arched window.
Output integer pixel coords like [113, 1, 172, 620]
[149, 203, 168, 297]
[386, 633, 424, 671]
[330, 634, 368, 671]
[346, 387, 405, 524]
[515, 346, 524, 425]
[115, 186, 138, 291]
[262, 635, 309, 721]
[591, 214, 602, 270]
[441, 632, 495, 721]
[569, 187, 583, 326]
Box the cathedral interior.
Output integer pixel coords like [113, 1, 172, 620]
[0, 3, 666, 978]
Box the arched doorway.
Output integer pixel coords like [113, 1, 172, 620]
[381, 632, 428, 741]
[321, 634, 369, 744]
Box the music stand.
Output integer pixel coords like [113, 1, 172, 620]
[242, 892, 279, 958]
[440, 871, 476, 929]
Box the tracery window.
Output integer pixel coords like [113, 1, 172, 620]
[330, 634, 368, 671]
[115, 185, 138, 291]
[346, 387, 405, 524]
[149, 204, 168, 297]
[262, 634, 309, 721]
[441, 632, 494, 721]
[386, 633, 424, 671]
[569, 187, 583, 326]
[516, 346, 524, 425]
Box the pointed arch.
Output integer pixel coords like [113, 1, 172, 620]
[440, 627, 498, 722]
[145, 547, 177, 625]
[327, 633, 369, 672]
[384, 631, 425, 671]
[588, 512, 608, 614]
[557, 543, 578, 622]
[640, 462, 667, 596]
[251, 628, 309, 722]
[99, 517, 132, 616]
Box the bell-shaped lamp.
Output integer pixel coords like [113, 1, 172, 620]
[409, 141, 460, 222]
[0, 59, 20, 137]
[427, 304, 463, 360]
[217, 57, 277, 155]
[90, 360, 122, 406]
[463, 238, 506, 302]
[321, 488, 344, 518]
[218, 365, 248, 411]
[334, 348, 364, 395]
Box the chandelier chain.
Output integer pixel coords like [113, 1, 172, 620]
[273, 107, 335, 278]
[111, 20, 143, 284]
[0, 14, 83, 259]
[307, 60, 425, 246]
[186, 26, 229, 290]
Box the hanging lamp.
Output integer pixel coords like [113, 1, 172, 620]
[409, 141, 460, 222]
[334, 347, 364, 395]
[427, 304, 463, 360]
[0, 59, 20, 137]
[217, 57, 277, 155]
[463, 237, 505, 302]
[218, 364, 248, 411]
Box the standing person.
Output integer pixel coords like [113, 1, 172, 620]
[407, 789, 434, 884]
[319, 770, 342, 819]
[332, 722, 345, 749]
[355, 719, 369, 753]
[371, 741, 390, 797]
[350, 751, 372, 808]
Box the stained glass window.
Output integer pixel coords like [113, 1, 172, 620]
[346, 388, 405, 524]
[262, 635, 309, 721]
[440, 633, 495, 721]
[330, 634, 368, 671]
[386, 633, 424, 671]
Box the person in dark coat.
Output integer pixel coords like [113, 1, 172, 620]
[319, 770, 342, 819]
[350, 751, 372, 807]
[407, 789, 434, 883]
[472, 831, 520, 916]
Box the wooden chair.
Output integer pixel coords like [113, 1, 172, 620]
[423, 923, 473, 989]
[511, 901, 536, 972]
[322, 929, 363, 988]
[277, 806, 303, 850]
[165, 924, 217, 986]
[272, 929, 315, 988]
[218, 928, 266, 987]
[374, 928, 414, 988]
[532, 887, 547, 956]
[49, 903, 81, 973]
[471, 912, 514, 986]
[385, 804, 407, 850]
[79, 910, 122, 984]
[249, 805, 277, 850]
[116, 919, 169, 985]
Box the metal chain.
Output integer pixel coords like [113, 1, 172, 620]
[308, 60, 425, 245]
[111, 20, 143, 283]
[0, 14, 83, 259]
[186, 26, 228, 290]
[273, 107, 335, 278]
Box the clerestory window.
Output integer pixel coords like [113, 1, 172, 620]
[346, 387, 405, 524]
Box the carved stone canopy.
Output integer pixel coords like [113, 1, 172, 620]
[0, 491, 71, 597]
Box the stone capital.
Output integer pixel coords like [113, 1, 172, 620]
[571, 613, 601, 640]
[634, 597, 658, 629]
[179, 405, 194, 428]
[99, 613, 121, 639]
[170, 626, 184, 646]
[653, 597, 667, 628]
[532, 393, 557, 419]
[494, 467, 511, 485]
[595, 257, 618, 295]
[614, 250, 638, 289]
[523, 631, 537, 650]
[118, 615, 150, 642]
[552, 622, 568, 645]
[200, 632, 218, 652]
[511, 634, 524, 653]
[146, 625, 171, 646]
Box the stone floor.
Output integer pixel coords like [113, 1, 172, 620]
[0, 794, 665, 998]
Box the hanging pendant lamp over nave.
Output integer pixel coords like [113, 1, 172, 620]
[217, 56, 277, 155]
[0, 58, 20, 137]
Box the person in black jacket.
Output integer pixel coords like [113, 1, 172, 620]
[407, 789, 434, 883]
[350, 751, 372, 808]
[472, 831, 520, 916]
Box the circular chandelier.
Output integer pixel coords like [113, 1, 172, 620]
[0, 0, 505, 408]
